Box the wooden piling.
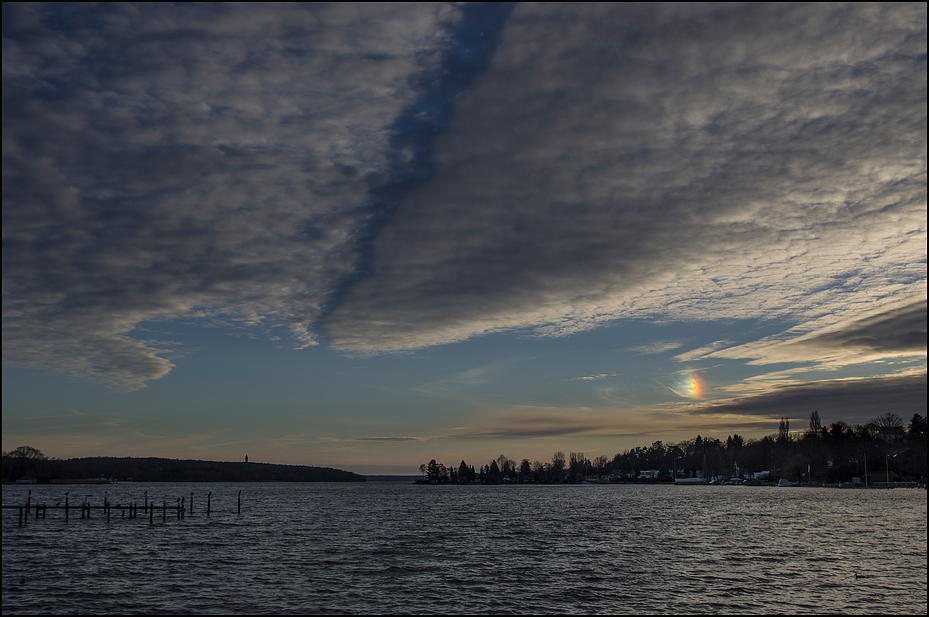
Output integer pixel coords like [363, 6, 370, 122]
[3, 491, 224, 525]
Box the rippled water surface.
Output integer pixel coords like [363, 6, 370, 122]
[3, 483, 926, 614]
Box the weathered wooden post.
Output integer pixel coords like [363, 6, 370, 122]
[237, 490, 242, 514]
[190, 492, 194, 515]
[163, 500, 167, 522]
[207, 491, 211, 517]
[65, 493, 69, 523]
[18, 506, 23, 527]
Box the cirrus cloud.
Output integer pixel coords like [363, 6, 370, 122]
[322, 3, 926, 357]
[3, 3, 488, 388]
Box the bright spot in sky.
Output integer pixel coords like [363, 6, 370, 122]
[672, 372, 705, 399]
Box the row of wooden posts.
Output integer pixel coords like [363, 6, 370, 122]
[3, 489, 243, 527]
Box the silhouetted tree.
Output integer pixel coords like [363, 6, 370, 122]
[2, 446, 54, 483]
[551, 451, 566, 482]
[485, 460, 501, 484]
[594, 454, 610, 479]
[908, 413, 926, 438]
[872, 412, 904, 428]
[458, 460, 474, 483]
[424, 459, 448, 483]
[808, 410, 822, 436]
[777, 417, 791, 443]
[519, 459, 532, 483]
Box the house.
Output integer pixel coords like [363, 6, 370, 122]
[878, 426, 905, 441]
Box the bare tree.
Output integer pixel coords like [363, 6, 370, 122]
[872, 412, 904, 428]
[809, 410, 822, 434]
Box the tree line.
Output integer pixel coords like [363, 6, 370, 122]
[418, 412, 927, 485]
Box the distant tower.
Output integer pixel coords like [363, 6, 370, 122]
[245, 455, 248, 463]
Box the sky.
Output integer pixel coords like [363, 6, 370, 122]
[3, 2, 926, 475]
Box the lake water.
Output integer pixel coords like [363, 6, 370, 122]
[2, 482, 926, 614]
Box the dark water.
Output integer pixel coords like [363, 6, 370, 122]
[2, 483, 926, 614]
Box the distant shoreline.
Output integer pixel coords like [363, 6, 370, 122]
[2, 456, 365, 484]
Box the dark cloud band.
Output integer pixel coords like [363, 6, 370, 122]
[689, 372, 927, 422]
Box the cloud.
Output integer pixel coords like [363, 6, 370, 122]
[448, 407, 621, 440]
[416, 402, 780, 443]
[322, 3, 926, 353]
[625, 340, 687, 355]
[2, 3, 479, 388]
[784, 300, 927, 354]
[357, 436, 428, 442]
[673, 340, 735, 363]
[703, 299, 927, 368]
[3, 3, 926, 393]
[572, 373, 619, 382]
[684, 370, 927, 423]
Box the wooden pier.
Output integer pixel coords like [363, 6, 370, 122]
[1, 489, 242, 526]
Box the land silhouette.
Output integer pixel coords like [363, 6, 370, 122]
[419, 412, 927, 486]
[4, 413, 925, 486]
[1, 450, 364, 484]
